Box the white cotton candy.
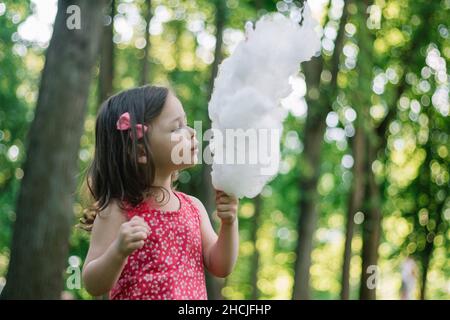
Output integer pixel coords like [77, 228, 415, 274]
[208, 3, 321, 198]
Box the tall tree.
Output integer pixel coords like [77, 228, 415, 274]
[416, 114, 445, 300]
[1, 0, 106, 299]
[340, 125, 366, 299]
[349, 0, 379, 300]
[249, 195, 262, 299]
[99, 0, 115, 104]
[200, 0, 226, 215]
[357, 0, 436, 300]
[293, 0, 349, 299]
[140, 0, 152, 85]
[399, 2, 448, 296]
[200, 0, 227, 300]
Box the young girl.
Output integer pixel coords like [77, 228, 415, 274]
[80, 85, 239, 300]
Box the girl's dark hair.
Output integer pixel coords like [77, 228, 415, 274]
[79, 85, 174, 231]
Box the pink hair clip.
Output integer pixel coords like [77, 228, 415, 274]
[116, 112, 148, 139]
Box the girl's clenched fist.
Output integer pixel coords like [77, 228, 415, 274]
[113, 216, 150, 258]
[215, 190, 239, 226]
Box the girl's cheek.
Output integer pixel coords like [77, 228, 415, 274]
[170, 131, 183, 143]
[170, 130, 191, 146]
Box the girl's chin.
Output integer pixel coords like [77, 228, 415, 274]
[177, 163, 197, 171]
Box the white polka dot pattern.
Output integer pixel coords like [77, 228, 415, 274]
[109, 191, 207, 300]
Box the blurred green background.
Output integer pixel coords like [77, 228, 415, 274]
[0, 0, 448, 299]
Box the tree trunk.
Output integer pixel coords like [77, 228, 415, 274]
[359, 143, 382, 300]
[99, 0, 115, 104]
[202, 0, 226, 300]
[96, 1, 116, 301]
[249, 195, 262, 299]
[358, 0, 434, 300]
[340, 126, 366, 299]
[292, 97, 325, 299]
[1, 0, 106, 299]
[200, 0, 226, 219]
[292, 0, 348, 299]
[140, 0, 152, 85]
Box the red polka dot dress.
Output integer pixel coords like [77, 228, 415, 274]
[109, 191, 208, 300]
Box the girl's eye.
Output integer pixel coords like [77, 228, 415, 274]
[172, 124, 183, 132]
[172, 119, 188, 132]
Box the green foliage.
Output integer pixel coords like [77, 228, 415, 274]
[1, 0, 448, 299]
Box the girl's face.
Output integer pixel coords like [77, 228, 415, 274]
[142, 91, 198, 172]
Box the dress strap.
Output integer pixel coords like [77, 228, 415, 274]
[176, 191, 200, 215]
[120, 199, 142, 220]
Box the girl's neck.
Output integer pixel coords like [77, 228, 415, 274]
[147, 170, 178, 209]
[152, 171, 173, 192]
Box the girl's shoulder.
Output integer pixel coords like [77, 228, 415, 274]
[174, 190, 192, 202]
[90, 199, 128, 240]
[119, 197, 149, 219]
[97, 198, 128, 221]
[176, 191, 207, 217]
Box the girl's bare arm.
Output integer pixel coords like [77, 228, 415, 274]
[82, 201, 149, 296]
[190, 195, 239, 278]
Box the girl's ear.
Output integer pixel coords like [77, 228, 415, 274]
[138, 155, 147, 164]
[137, 124, 151, 164]
[137, 143, 147, 164]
